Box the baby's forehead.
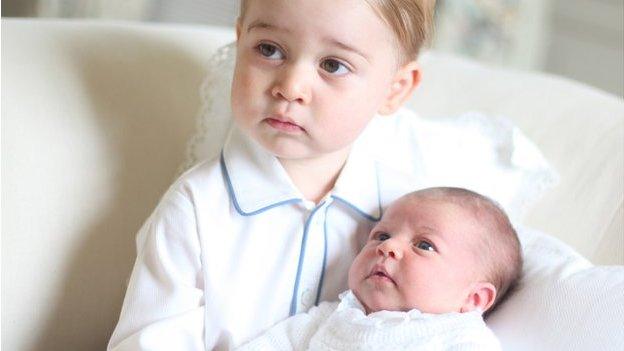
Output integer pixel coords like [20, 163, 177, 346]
[382, 196, 487, 236]
[387, 195, 472, 219]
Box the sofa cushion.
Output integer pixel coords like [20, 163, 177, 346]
[1, 19, 235, 351]
[488, 228, 624, 350]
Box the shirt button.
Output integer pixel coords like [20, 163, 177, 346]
[324, 196, 333, 205]
[302, 200, 315, 211]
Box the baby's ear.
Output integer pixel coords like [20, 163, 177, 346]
[460, 282, 497, 314]
[378, 61, 421, 115]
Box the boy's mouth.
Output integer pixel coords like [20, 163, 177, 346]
[264, 116, 305, 133]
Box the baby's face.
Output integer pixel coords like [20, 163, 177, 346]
[348, 196, 488, 314]
[231, 0, 404, 160]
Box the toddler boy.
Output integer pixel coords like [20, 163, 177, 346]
[108, 0, 438, 349]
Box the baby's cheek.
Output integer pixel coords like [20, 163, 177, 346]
[348, 252, 370, 287]
[402, 265, 430, 293]
[347, 258, 361, 289]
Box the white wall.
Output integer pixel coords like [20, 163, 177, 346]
[544, 0, 623, 97]
[150, 0, 239, 27]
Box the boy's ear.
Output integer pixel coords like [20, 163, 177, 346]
[236, 18, 242, 40]
[460, 282, 497, 314]
[378, 61, 421, 115]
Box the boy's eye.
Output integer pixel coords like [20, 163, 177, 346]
[415, 240, 435, 252]
[320, 59, 350, 75]
[257, 43, 284, 60]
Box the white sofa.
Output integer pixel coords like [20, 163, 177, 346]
[2, 19, 623, 351]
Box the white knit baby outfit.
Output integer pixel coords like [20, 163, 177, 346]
[236, 290, 501, 350]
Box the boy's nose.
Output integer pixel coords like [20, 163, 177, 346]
[271, 64, 312, 105]
[377, 239, 403, 260]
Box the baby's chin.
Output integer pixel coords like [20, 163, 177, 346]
[363, 300, 404, 315]
[353, 289, 401, 315]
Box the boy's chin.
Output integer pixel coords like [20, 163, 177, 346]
[254, 137, 313, 160]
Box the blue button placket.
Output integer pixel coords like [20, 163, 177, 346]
[289, 201, 327, 316]
[314, 204, 332, 307]
[221, 150, 383, 318]
[221, 151, 331, 317]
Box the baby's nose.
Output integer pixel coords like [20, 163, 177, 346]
[377, 240, 402, 260]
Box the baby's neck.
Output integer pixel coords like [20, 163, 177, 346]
[278, 148, 350, 204]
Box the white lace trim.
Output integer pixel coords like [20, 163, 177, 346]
[180, 42, 236, 175]
[308, 290, 496, 350]
[335, 290, 481, 329]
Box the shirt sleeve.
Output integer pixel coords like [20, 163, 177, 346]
[107, 189, 206, 351]
[234, 302, 335, 351]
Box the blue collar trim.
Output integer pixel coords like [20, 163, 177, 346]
[220, 152, 302, 216]
[331, 195, 382, 222]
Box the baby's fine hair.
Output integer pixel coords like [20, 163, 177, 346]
[239, 0, 437, 62]
[408, 187, 522, 312]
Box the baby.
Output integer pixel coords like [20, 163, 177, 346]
[238, 187, 522, 350]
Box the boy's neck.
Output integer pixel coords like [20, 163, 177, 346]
[278, 148, 351, 205]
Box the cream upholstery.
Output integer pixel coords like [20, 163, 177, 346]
[2, 19, 234, 351]
[2, 19, 622, 351]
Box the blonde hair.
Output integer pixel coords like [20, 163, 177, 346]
[239, 0, 436, 62]
[363, 0, 436, 61]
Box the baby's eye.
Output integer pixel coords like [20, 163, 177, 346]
[320, 59, 350, 75]
[376, 232, 391, 241]
[415, 240, 435, 252]
[257, 43, 284, 60]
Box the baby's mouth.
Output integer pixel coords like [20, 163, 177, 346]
[368, 266, 396, 285]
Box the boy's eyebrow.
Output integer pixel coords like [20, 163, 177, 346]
[246, 20, 291, 34]
[323, 37, 370, 62]
[246, 19, 370, 62]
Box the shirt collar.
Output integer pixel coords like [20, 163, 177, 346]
[221, 127, 302, 215]
[221, 126, 383, 220]
[331, 138, 382, 221]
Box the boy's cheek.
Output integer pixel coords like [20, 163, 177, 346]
[235, 65, 272, 93]
[232, 72, 260, 102]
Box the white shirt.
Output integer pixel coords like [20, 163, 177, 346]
[237, 290, 501, 351]
[107, 127, 417, 350]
